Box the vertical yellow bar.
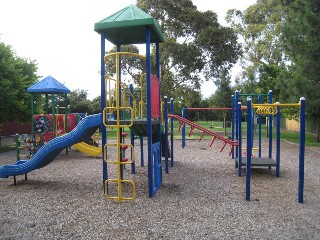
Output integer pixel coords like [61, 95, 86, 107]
[115, 53, 122, 202]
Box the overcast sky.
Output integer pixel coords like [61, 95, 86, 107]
[0, 0, 256, 100]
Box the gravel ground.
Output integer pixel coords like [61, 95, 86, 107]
[0, 137, 320, 239]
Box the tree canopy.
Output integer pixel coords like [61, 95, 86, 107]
[0, 41, 39, 124]
[134, 0, 242, 107]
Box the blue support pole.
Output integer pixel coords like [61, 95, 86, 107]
[231, 95, 235, 159]
[298, 97, 306, 203]
[129, 84, 136, 174]
[182, 108, 186, 148]
[170, 98, 174, 167]
[164, 96, 169, 173]
[235, 90, 239, 159]
[156, 41, 162, 172]
[156, 41, 160, 80]
[258, 95, 262, 158]
[140, 136, 144, 166]
[146, 27, 153, 197]
[237, 102, 242, 176]
[276, 104, 281, 177]
[246, 98, 252, 201]
[268, 90, 273, 158]
[100, 32, 108, 186]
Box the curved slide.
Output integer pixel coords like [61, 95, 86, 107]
[73, 142, 102, 157]
[0, 114, 102, 178]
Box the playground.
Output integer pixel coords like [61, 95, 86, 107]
[1, 137, 320, 239]
[0, 4, 319, 239]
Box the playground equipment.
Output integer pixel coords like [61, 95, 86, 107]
[95, 4, 171, 202]
[169, 114, 238, 155]
[231, 90, 273, 160]
[27, 75, 100, 155]
[180, 107, 233, 148]
[237, 97, 306, 203]
[0, 114, 101, 183]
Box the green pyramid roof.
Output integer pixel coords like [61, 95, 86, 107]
[94, 4, 164, 45]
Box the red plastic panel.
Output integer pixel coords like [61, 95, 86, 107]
[151, 75, 160, 119]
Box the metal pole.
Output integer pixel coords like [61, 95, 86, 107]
[100, 32, 107, 185]
[146, 27, 154, 197]
[231, 95, 235, 159]
[170, 98, 174, 167]
[164, 96, 169, 173]
[276, 104, 281, 177]
[235, 90, 239, 159]
[268, 90, 273, 158]
[298, 97, 306, 203]
[237, 102, 242, 176]
[246, 97, 252, 201]
[182, 108, 186, 148]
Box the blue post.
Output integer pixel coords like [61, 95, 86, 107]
[276, 104, 281, 177]
[140, 136, 144, 166]
[258, 95, 262, 158]
[231, 95, 235, 159]
[182, 108, 186, 148]
[129, 84, 136, 174]
[237, 102, 242, 176]
[246, 98, 252, 201]
[156, 41, 162, 161]
[235, 90, 239, 159]
[268, 90, 273, 158]
[164, 96, 169, 173]
[100, 32, 108, 186]
[146, 27, 153, 197]
[170, 98, 174, 167]
[298, 97, 306, 203]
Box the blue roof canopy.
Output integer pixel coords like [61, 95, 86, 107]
[27, 75, 71, 94]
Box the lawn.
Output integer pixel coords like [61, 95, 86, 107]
[104, 120, 320, 147]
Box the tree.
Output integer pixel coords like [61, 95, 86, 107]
[226, 0, 287, 97]
[68, 89, 92, 114]
[105, 45, 145, 86]
[0, 41, 39, 124]
[137, 0, 242, 106]
[91, 96, 101, 114]
[281, 0, 320, 141]
[206, 70, 233, 121]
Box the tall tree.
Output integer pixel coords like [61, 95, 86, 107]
[137, 0, 242, 106]
[281, 0, 320, 141]
[69, 89, 92, 114]
[226, 0, 287, 97]
[0, 41, 38, 124]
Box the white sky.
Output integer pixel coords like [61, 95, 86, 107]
[0, 0, 256, 100]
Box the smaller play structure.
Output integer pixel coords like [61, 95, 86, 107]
[0, 114, 101, 184]
[26, 75, 101, 156]
[230, 90, 306, 203]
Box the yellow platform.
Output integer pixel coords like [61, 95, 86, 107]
[73, 142, 102, 157]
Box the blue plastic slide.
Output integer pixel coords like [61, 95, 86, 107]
[0, 114, 101, 178]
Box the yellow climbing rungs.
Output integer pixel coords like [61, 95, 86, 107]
[102, 107, 134, 127]
[103, 143, 134, 164]
[104, 179, 135, 202]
